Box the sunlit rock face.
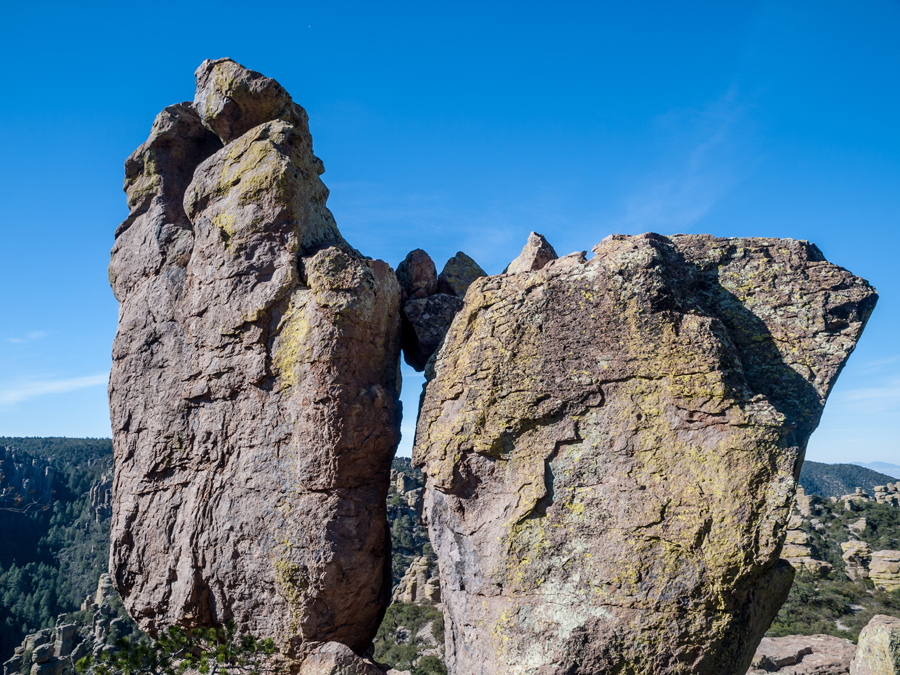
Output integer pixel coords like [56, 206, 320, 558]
[108, 58, 401, 662]
[413, 233, 877, 675]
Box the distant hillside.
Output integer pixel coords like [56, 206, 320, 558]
[0, 437, 113, 661]
[799, 460, 896, 498]
[852, 461, 900, 478]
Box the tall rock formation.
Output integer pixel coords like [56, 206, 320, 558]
[108, 59, 401, 662]
[413, 233, 876, 675]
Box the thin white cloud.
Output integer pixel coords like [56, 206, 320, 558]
[614, 86, 754, 234]
[0, 373, 109, 406]
[837, 385, 900, 403]
[854, 355, 900, 374]
[6, 331, 49, 344]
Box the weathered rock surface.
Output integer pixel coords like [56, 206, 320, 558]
[396, 249, 480, 371]
[0, 446, 54, 510]
[401, 294, 464, 371]
[782, 526, 833, 577]
[413, 233, 876, 675]
[193, 58, 306, 145]
[392, 556, 441, 605]
[869, 551, 900, 593]
[396, 249, 438, 301]
[747, 635, 856, 675]
[843, 541, 872, 581]
[89, 472, 112, 522]
[109, 59, 401, 661]
[505, 232, 558, 274]
[2, 615, 92, 675]
[298, 642, 385, 675]
[437, 252, 486, 297]
[850, 615, 900, 675]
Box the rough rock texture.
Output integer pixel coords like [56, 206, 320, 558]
[782, 514, 833, 577]
[747, 635, 856, 675]
[874, 484, 900, 507]
[2, 617, 87, 675]
[298, 642, 385, 675]
[413, 233, 877, 675]
[89, 472, 112, 522]
[869, 551, 900, 592]
[396, 250, 438, 302]
[505, 232, 558, 274]
[843, 542, 873, 581]
[396, 249, 475, 371]
[193, 58, 306, 145]
[109, 59, 401, 661]
[850, 615, 900, 675]
[401, 294, 465, 371]
[437, 252, 486, 297]
[391, 556, 441, 605]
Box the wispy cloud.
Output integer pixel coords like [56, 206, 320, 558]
[6, 331, 49, 344]
[834, 382, 900, 402]
[854, 355, 900, 375]
[614, 86, 755, 234]
[0, 373, 109, 406]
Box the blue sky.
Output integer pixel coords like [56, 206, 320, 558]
[0, 1, 897, 463]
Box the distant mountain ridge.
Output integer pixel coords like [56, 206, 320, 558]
[799, 461, 897, 498]
[851, 461, 900, 478]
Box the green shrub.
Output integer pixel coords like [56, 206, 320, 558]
[74, 623, 276, 675]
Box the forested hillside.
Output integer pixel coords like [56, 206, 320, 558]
[799, 461, 896, 499]
[0, 438, 112, 660]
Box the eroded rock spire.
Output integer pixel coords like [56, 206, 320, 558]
[109, 59, 400, 665]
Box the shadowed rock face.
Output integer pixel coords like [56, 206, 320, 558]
[413, 233, 877, 675]
[108, 59, 401, 661]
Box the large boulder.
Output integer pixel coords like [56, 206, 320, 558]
[851, 615, 900, 675]
[396, 249, 438, 301]
[401, 294, 465, 371]
[193, 58, 306, 144]
[298, 642, 385, 675]
[437, 252, 486, 297]
[413, 233, 876, 675]
[748, 635, 856, 675]
[109, 59, 401, 661]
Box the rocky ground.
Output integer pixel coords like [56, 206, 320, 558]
[746, 482, 900, 674]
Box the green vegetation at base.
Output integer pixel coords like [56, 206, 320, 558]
[74, 623, 276, 675]
[373, 603, 445, 674]
[0, 438, 113, 660]
[770, 573, 900, 641]
[770, 492, 900, 642]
